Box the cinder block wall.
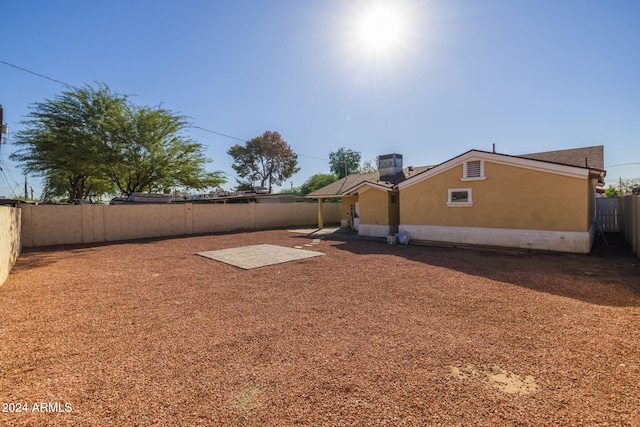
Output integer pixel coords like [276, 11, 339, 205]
[20, 202, 340, 248]
[0, 206, 21, 286]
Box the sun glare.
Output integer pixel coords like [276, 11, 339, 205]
[353, 2, 409, 55]
[333, 0, 426, 80]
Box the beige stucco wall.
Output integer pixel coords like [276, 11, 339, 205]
[358, 188, 390, 226]
[20, 202, 341, 248]
[341, 196, 358, 220]
[0, 206, 21, 286]
[400, 162, 589, 232]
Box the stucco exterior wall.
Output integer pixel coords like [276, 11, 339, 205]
[358, 188, 390, 227]
[400, 161, 589, 232]
[20, 202, 341, 248]
[341, 196, 358, 219]
[0, 206, 21, 286]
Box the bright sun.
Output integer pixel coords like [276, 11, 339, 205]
[336, 0, 424, 77]
[353, 2, 409, 55]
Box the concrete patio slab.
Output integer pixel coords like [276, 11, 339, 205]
[197, 244, 325, 270]
[287, 227, 341, 236]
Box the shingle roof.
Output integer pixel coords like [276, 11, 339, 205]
[307, 166, 432, 197]
[519, 145, 604, 170]
[308, 146, 605, 198]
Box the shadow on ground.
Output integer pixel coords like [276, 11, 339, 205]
[325, 231, 640, 308]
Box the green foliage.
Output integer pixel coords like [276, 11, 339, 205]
[104, 106, 225, 195]
[359, 159, 378, 173]
[603, 178, 640, 197]
[11, 83, 225, 198]
[619, 178, 640, 195]
[228, 131, 299, 193]
[329, 147, 362, 178]
[41, 169, 116, 202]
[299, 173, 338, 195]
[234, 180, 253, 192]
[602, 186, 619, 198]
[11, 84, 123, 200]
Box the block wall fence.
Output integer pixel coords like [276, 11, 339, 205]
[18, 202, 340, 248]
[0, 206, 21, 286]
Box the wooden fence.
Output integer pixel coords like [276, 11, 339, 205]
[620, 195, 640, 257]
[595, 197, 620, 232]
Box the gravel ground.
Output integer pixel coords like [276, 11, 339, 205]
[1, 230, 639, 426]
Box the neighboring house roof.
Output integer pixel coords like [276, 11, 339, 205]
[307, 166, 432, 198]
[519, 145, 604, 171]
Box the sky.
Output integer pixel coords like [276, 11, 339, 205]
[1, 0, 639, 198]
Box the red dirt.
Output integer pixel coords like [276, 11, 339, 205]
[1, 230, 639, 426]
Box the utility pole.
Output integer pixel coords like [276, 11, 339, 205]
[0, 105, 8, 172]
[24, 175, 28, 199]
[0, 104, 6, 150]
[619, 177, 623, 195]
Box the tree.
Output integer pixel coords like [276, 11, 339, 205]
[299, 173, 338, 195]
[602, 186, 619, 198]
[104, 106, 225, 196]
[602, 178, 640, 198]
[41, 168, 116, 202]
[617, 178, 640, 196]
[329, 147, 361, 178]
[11, 84, 124, 200]
[359, 159, 378, 173]
[11, 83, 225, 200]
[228, 131, 299, 193]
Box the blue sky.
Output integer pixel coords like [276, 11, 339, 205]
[1, 0, 639, 197]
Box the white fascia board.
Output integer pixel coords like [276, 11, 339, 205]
[397, 150, 590, 190]
[344, 181, 392, 196]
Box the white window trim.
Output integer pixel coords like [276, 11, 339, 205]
[447, 188, 474, 207]
[461, 160, 487, 181]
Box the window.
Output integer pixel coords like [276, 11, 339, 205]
[447, 188, 473, 207]
[461, 160, 486, 181]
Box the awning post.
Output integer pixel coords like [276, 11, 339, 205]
[317, 198, 324, 229]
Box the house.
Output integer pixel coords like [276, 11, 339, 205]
[307, 146, 605, 253]
[307, 154, 431, 232]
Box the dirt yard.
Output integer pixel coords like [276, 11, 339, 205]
[1, 230, 639, 426]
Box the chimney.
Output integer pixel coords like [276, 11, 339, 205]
[378, 154, 403, 177]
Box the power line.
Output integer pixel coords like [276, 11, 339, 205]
[0, 60, 79, 90]
[190, 125, 246, 142]
[298, 154, 329, 161]
[0, 60, 331, 175]
[1, 60, 257, 144]
[606, 162, 640, 168]
[0, 157, 21, 197]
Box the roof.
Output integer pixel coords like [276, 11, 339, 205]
[308, 146, 606, 197]
[307, 166, 432, 198]
[519, 145, 604, 171]
[398, 148, 606, 190]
